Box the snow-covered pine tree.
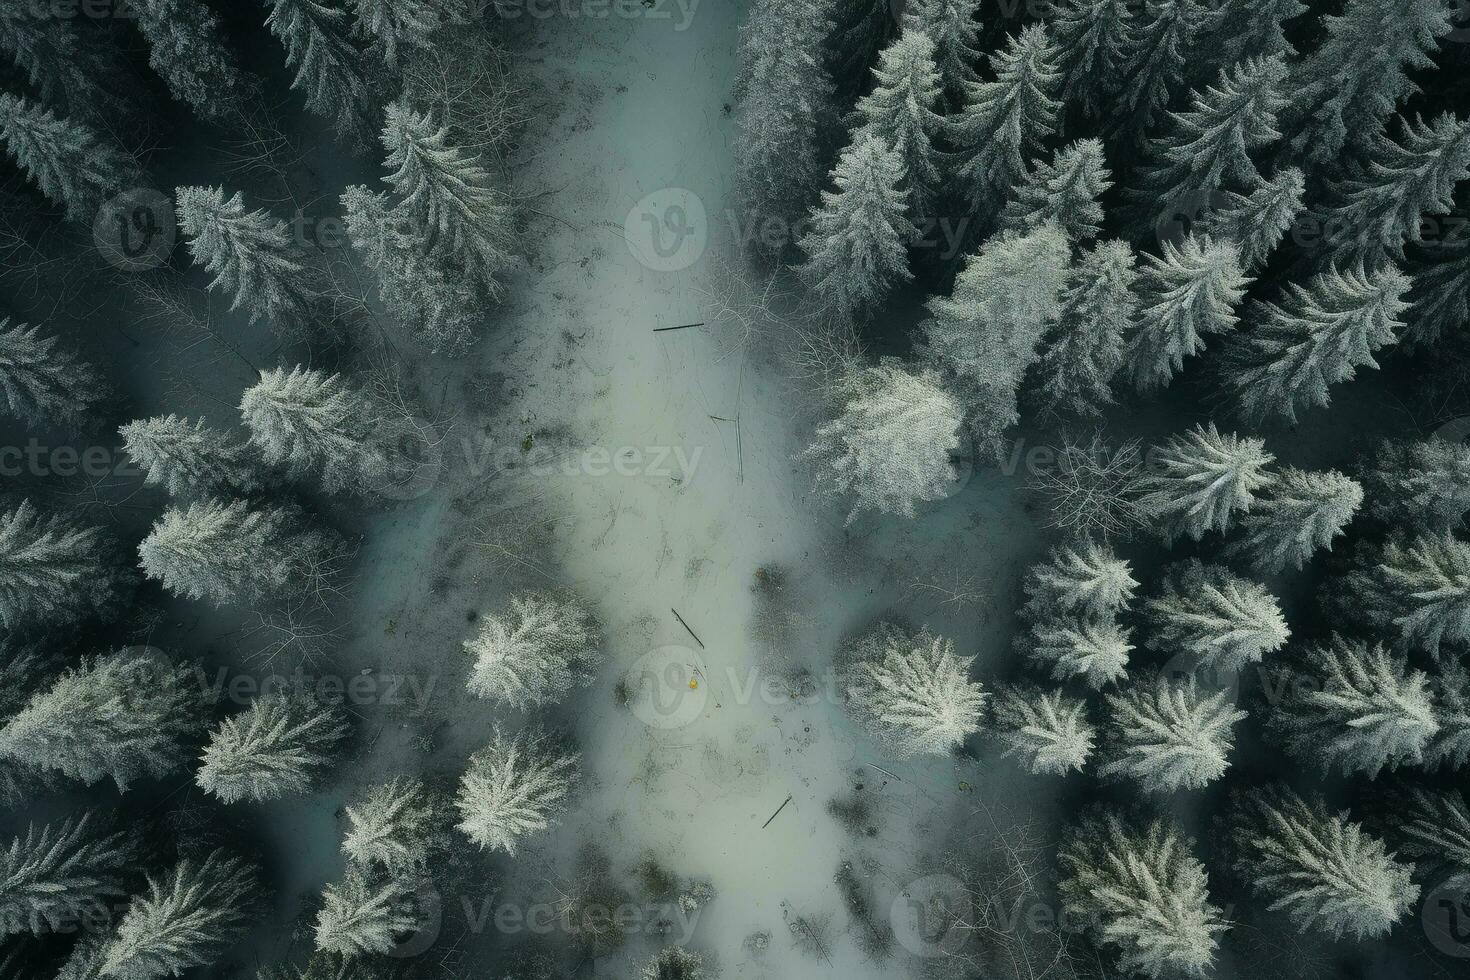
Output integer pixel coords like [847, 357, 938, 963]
[1133, 56, 1289, 231]
[844, 629, 986, 757]
[1030, 240, 1137, 419]
[1228, 468, 1363, 573]
[101, 850, 261, 980]
[0, 644, 64, 808]
[175, 186, 317, 330]
[54, 932, 108, 980]
[1320, 113, 1470, 268]
[1112, 0, 1211, 141]
[1394, 787, 1470, 889]
[351, 0, 461, 66]
[1269, 636, 1437, 778]
[0, 647, 206, 792]
[1123, 235, 1248, 391]
[989, 684, 1094, 775]
[734, 0, 834, 259]
[314, 866, 418, 958]
[0, 812, 134, 938]
[906, 0, 981, 102]
[379, 101, 514, 292]
[1283, 0, 1454, 165]
[0, 94, 135, 222]
[343, 778, 440, 874]
[1404, 221, 1470, 347]
[0, 6, 129, 125]
[1099, 675, 1246, 793]
[130, 0, 254, 122]
[138, 497, 343, 605]
[0, 499, 127, 631]
[1136, 424, 1273, 544]
[920, 223, 1070, 453]
[639, 947, 704, 980]
[240, 366, 387, 495]
[948, 25, 1060, 215]
[0, 318, 104, 430]
[1427, 661, 1470, 770]
[1051, 0, 1134, 121]
[1022, 538, 1138, 619]
[1189, 0, 1306, 87]
[831, 0, 894, 91]
[465, 591, 602, 710]
[341, 184, 480, 354]
[1029, 617, 1133, 689]
[455, 727, 579, 855]
[1141, 560, 1289, 672]
[1058, 811, 1227, 979]
[850, 27, 943, 219]
[999, 139, 1111, 243]
[802, 359, 963, 525]
[1197, 167, 1305, 272]
[197, 691, 348, 804]
[264, 0, 374, 144]
[120, 415, 261, 499]
[797, 135, 916, 320]
[1223, 264, 1410, 424]
[1018, 540, 1137, 688]
[1337, 532, 1470, 657]
[1229, 784, 1417, 939]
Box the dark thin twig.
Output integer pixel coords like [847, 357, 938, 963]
[671, 608, 705, 649]
[866, 763, 901, 782]
[652, 321, 705, 333]
[762, 794, 793, 829]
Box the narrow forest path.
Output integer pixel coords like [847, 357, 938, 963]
[464, 8, 1055, 980]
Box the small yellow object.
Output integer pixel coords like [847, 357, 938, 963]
[689, 677, 699, 690]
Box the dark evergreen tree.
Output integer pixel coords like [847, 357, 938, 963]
[1000, 139, 1111, 243]
[851, 27, 944, 219]
[734, 0, 835, 259]
[1222, 263, 1410, 423]
[1051, 0, 1134, 121]
[0, 500, 128, 632]
[907, 0, 981, 102]
[1283, 0, 1454, 165]
[0, 94, 136, 222]
[798, 135, 915, 320]
[1132, 56, 1289, 232]
[131, 0, 255, 122]
[264, 0, 375, 144]
[1030, 240, 1137, 419]
[948, 25, 1060, 215]
[1320, 113, 1470, 267]
[1112, 0, 1210, 141]
[1198, 167, 1305, 271]
[0, 318, 105, 430]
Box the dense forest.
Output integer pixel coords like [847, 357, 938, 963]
[1, 1, 1470, 979]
